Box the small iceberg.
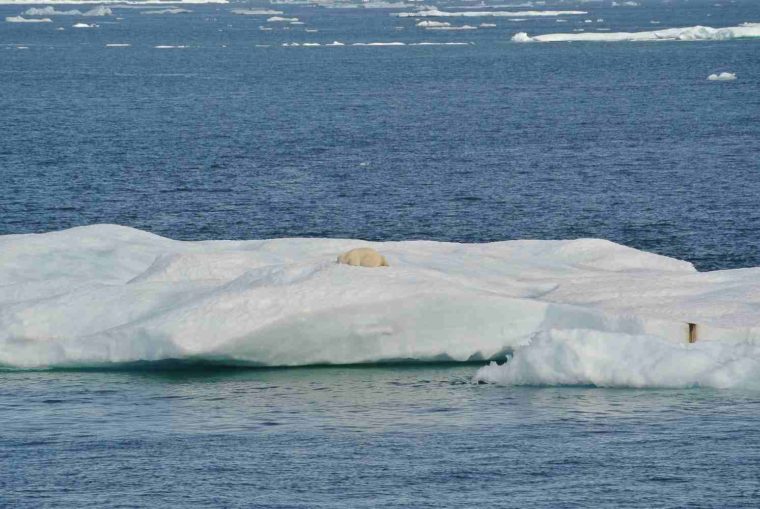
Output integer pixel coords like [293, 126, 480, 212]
[707, 72, 737, 81]
[73, 22, 97, 28]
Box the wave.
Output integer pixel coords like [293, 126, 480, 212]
[2, 225, 760, 370]
[474, 330, 760, 389]
[513, 23, 760, 43]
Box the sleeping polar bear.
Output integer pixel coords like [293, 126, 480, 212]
[337, 247, 389, 268]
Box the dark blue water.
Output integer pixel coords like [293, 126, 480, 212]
[3, 366, 760, 508]
[3, 1, 760, 507]
[2, 0, 760, 270]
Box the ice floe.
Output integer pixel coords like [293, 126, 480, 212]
[267, 16, 298, 22]
[141, 8, 191, 14]
[72, 22, 97, 28]
[394, 9, 586, 17]
[473, 330, 760, 389]
[708, 71, 737, 81]
[230, 8, 283, 15]
[6, 15, 52, 22]
[513, 23, 760, 42]
[416, 20, 450, 27]
[106, 43, 130, 46]
[3, 225, 760, 370]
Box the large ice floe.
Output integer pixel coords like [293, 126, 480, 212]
[513, 23, 760, 42]
[3, 224, 760, 386]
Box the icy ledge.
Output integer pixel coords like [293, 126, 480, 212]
[2, 225, 760, 373]
[513, 23, 760, 43]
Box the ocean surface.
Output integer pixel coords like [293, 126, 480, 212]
[2, 0, 760, 506]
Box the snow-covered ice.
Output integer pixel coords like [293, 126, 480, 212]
[3, 225, 760, 373]
[708, 72, 737, 81]
[473, 330, 760, 389]
[513, 23, 760, 42]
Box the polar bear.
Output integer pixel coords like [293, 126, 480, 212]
[337, 247, 389, 268]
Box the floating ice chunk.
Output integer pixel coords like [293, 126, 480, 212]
[708, 72, 737, 81]
[267, 16, 298, 22]
[416, 20, 450, 27]
[426, 24, 477, 30]
[302, 42, 320, 46]
[512, 23, 760, 42]
[305, 28, 318, 32]
[394, 9, 586, 17]
[24, 6, 80, 15]
[141, 8, 192, 15]
[83, 5, 112, 16]
[6, 15, 52, 22]
[106, 43, 130, 47]
[412, 41, 470, 45]
[473, 330, 760, 389]
[611, 1, 639, 6]
[154, 45, 187, 48]
[231, 8, 283, 15]
[326, 40, 344, 46]
[479, 23, 496, 28]
[352, 41, 406, 46]
[73, 22, 97, 28]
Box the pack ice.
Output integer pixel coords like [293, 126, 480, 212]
[2, 225, 760, 373]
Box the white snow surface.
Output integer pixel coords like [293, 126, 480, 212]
[3, 225, 760, 373]
[474, 330, 760, 389]
[513, 23, 760, 42]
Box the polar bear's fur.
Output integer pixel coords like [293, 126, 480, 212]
[337, 247, 389, 268]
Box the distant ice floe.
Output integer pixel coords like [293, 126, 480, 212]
[708, 72, 737, 81]
[141, 8, 191, 14]
[416, 20, 450, 27]
[73, 22, 97, 28]
[0, 0, 226, 3]
[394, 9, 586, 18]
[230, 8, 283, 15]
[24, 6, 79, 15]
[611, 0, 639, 6]
[479, 23, 496, 28]
[513, 23, 760, 42]
[155, 44, 187, 48]
[106, 43, 130, 46]
[267, 16, 298, 22]
[5, 224, 760, 378]
[25, 5, 112, 16]
[426, 24, 477, 30]
[6, 15, 52, 22]
[82, 5, 112, 16]
[352, 41, 406, 45]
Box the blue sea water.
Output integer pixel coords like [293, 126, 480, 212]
[2, 0, 760, 506]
